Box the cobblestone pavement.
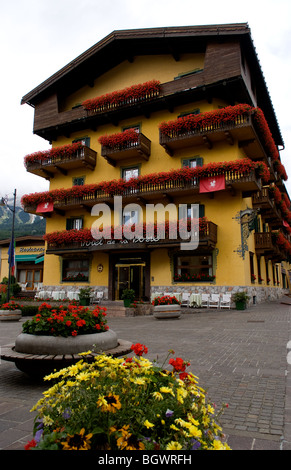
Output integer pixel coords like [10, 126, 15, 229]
[1, 298, 291, 450]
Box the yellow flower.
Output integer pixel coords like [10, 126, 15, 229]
[166, 441, 183, 450]
[207, 404, 215, 414]
[131, 377, 146, 385]
[116, 425, 145, 450]
[97, 393, 121, 413]
[62, 428, 93, 450]
[188, 425, 202, 438]
[144, 419, 154, 429]
[211, 439, 230, 450]
[42, 415, 54, 426]
[152, 391, 163, 401]
[160, 386, 175, 396]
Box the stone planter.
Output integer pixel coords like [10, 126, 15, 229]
[153, 304, 181, 320]
[15, 329, 118, 355]
[0, 309, 22, 321]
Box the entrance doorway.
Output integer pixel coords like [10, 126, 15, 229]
[18, 268, 43, 290]
[115, 263, 145, 300]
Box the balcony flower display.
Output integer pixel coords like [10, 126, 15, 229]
[159, 104, 280, 162]
[21, 158, 270, 207]
[26, 345, 230, 450]
[82, 80, 161, 112]
[44, 218, 211, 247]
[24, 142, 84, 168]
[98, 128, 139, 149]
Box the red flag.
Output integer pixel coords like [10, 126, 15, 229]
[199, 175, 225, 193]
[36, 201, 54, 213]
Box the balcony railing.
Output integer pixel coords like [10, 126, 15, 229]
[45, 220, 217, 254]
[100, 133, 151, 165]
[23, 168, 261, 216]
[25, 145, 97, 179]
[252, 188, 283, 227]
[254, 232, 285, 261]
[159, 112, 271, 166]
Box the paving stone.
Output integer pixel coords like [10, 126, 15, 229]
[1, 299, 291, 450]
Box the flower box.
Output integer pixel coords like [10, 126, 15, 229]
[82, 80, 161, 112]
[0, 309, 22, 321]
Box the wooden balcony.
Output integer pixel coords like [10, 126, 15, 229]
[25, 146, 97, 179]
[46, 221, 217, 254]
[23, 168, 261, 216]
[254, 232, 285, 260]
[252, 188, 283, 227]
[100, 133, 151, 166]
[160, 114, 270, 164]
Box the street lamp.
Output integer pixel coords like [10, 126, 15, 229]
[0, 189, 16, 302]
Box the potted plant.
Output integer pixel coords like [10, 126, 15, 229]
[12, 302, 119, 376]
[121, 288, 135, 307]
[0, 301, 22, 321]
[152, 295, 181, 319]
[78, 287, 92, 306]
[233, 292, 250, 310]
[25, 344, 230, 450]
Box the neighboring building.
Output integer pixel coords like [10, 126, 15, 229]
[0, 236, 44, 290]
[21, 24, 291, 304]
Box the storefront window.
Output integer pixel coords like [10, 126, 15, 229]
[62, 258, 89, 282]
[174, 254, 214, 282]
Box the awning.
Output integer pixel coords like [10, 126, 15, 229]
[15, 254, 44, 264]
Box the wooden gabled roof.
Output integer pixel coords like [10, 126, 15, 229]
[20, 23, 283, 147]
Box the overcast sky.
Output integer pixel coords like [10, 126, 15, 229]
[1, 0, 291, 206]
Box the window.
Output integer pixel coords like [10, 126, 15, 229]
[250, 252, 255, 282]
[182, 157, 203, 168]
[73, 176, 85, 186]
[62, 258, 89, 282]
[73, 137, 90, 147]
[174, 254, 214, 282]
[66, 217, 83, 230]
[122, 125, 140, 133]
[123, 209, 139, 226]
[178, 108, 200, 117]
[122, 167, 139, 181]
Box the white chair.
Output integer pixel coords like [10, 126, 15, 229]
[172, 292, 182, 302]
[95, 291, 104, 304]
[209, 294, 220, 308]
[181, 293, 190, 307]
[201, 293, 210, 308]
[220, 294, 231, 309]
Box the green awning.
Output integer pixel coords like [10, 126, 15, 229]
[15, 255, 38, 262]
[15, 255, 44, 264]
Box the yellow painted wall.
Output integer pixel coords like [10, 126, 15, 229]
[63, 54, 205, 111]
[36, 53, 289, 292]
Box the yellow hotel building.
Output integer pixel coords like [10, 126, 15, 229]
[21, 24, 291, 305]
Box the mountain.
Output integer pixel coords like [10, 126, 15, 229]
[0, 206, 46, 240]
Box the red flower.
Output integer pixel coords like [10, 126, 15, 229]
[24, 439, 37, 450]
[82, 80, 161, 111]
[71, 330, 77, 336]
[169, 357, 189, 372]
[131, 343, 148, 356]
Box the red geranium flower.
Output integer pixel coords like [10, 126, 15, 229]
[131, 343, 148, 356]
